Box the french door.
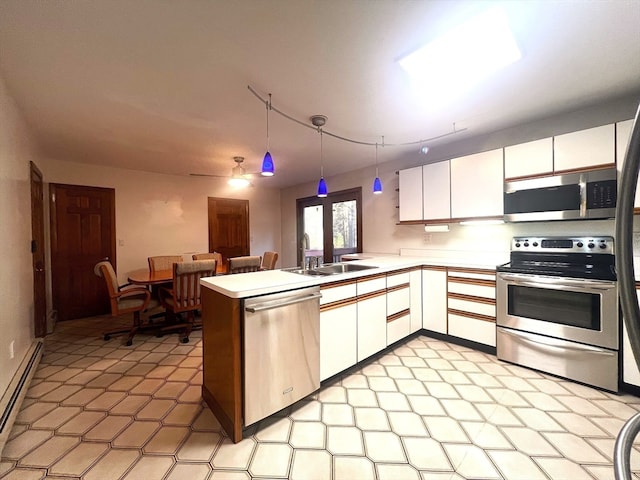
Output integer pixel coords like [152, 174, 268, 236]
[296, 187, 362, 266]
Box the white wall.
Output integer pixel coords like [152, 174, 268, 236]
[40, 159, 282, 285]
[0, 75, 39, 395]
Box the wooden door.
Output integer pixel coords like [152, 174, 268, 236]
[30, 162, 47, 337]
[208, 197, 249, 266]
[50, 184, 116, 321]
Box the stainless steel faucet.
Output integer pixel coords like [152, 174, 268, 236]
[300, 233, 310, 271]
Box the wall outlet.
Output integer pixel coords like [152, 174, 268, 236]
[424, 233, 432, 244]
[9, 340, 14, 359]
[634, 232, 640, 250]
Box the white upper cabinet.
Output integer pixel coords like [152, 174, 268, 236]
[554, 124, 615, 172]
[450, 148, 504, 219]
[504, 137, 553, 179]
[422, 160, 451, 220]
[398, 166, 423, 221]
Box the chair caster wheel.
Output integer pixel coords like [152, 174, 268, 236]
[125, 340, 133, 346]
[104, 335, 111, 341]
[181, 337, 189, 344]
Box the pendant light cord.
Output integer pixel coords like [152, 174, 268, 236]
[320, 129, 324, 177]
[249, 84, 466, 147]
[266, 93, 271, 151]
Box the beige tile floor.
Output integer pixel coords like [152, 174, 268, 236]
[2, 315, 640, 479]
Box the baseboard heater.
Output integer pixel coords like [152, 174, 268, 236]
[0, 341, 43, 433]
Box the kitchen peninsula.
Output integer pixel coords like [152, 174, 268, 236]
[199, 254, 503, 442]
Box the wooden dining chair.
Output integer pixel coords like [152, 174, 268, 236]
[94, 260, 159, 346]
[228, 255, 262, 274]
[192, 252, 223, 264]
[260, 251, 279, 270]
[148, 255, 183, 273]
[158, 260, 216, 343]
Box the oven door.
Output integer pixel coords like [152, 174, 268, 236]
[496, 272, 618, 350]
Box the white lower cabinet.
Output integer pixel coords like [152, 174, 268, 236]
[319, 281, 357, 381]
[357, 291, 387, 362]
[447, 268, 496, 347]
[422, 267, 447, 334]
[409, 269, 422, 333]
[387, 272, 411, 346]
[320, 302, 357, 381]
[357, 275, 387, 362]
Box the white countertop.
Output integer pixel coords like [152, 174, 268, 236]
[200, 255, 504, 299]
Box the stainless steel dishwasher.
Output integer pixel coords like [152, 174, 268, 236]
[243, 286, 321, 426]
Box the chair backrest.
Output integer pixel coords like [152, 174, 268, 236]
[94, 260, 120, 313]
[228, 255, 262, 274]
[261, 251, 279, 270]
[172, 260, 216, 312]
[192, 252, 223, 265]
[148, 255, 183, 272]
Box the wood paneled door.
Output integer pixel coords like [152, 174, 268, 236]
[50, 184, 116, 321]
[207, 197, 250, 266]
[30, 162, 47, 337]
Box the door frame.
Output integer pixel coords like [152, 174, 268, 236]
[30, 161, 47, 337]
[50, 183, 116, 321]
[207, 197, 250, 266]
[296, 187, 363, 265]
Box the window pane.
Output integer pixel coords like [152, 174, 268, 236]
[303, 205, 324, 264]
[332, 200, 357, 251]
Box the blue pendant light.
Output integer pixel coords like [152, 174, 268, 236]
[312, 116, 329, 198]
[261, 94, 275, 176]
[373, 141, 383, 195]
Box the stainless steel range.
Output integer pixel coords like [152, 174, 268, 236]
[496, 236, 618, 392]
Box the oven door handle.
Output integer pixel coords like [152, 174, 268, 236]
[500, 328, 616, 356]
[498, 274, 615, 291]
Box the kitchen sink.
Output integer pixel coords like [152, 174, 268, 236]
[283, 263, 377, 276]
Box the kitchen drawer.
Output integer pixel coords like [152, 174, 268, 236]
[448, 297, 496, 318]
[387, 312, 410, 345]
[387, 271, 410, 288]
[448, 313, 496, 347]
[387, 286, 410, 316]
[447, 281, 495, 300]
[320, 281, 356, 305]
[357, 275, 386, 296]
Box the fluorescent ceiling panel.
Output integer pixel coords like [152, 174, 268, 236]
[399, 7, 521, 102]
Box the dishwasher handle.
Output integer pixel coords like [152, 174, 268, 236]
[245, 292, 322, 313]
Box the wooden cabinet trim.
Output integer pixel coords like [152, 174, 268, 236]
[447, 276, 495, 287]
[423, 265, 447, 272]
[388, 267, 413, 276]
[387, 308, 410, 323]
[357, 289, 386, 302]
[321, 278, 357, 289]
[357, 272, 387, 282]
[320, 297, 358, 312]
[447, 266, 496, 277]
[448, 308, 496, 323]
[387, 283, 410, 293]
[448, 292, 496, 305]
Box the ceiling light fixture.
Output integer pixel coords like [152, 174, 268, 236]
[228, 156, 251, 187]
[373, 138, 383, 195]
[398, 7, 521, 102]
[312, 115, 328, 198]
[261, 94, 275, 176]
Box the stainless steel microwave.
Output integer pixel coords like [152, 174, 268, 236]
[504, 167, 617, 222]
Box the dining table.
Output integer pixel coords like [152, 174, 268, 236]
[127, 268, 173, 286]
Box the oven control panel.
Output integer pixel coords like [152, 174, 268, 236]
[511, 236, 613, 253]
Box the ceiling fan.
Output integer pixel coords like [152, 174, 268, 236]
[190, 156, 261, 187]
